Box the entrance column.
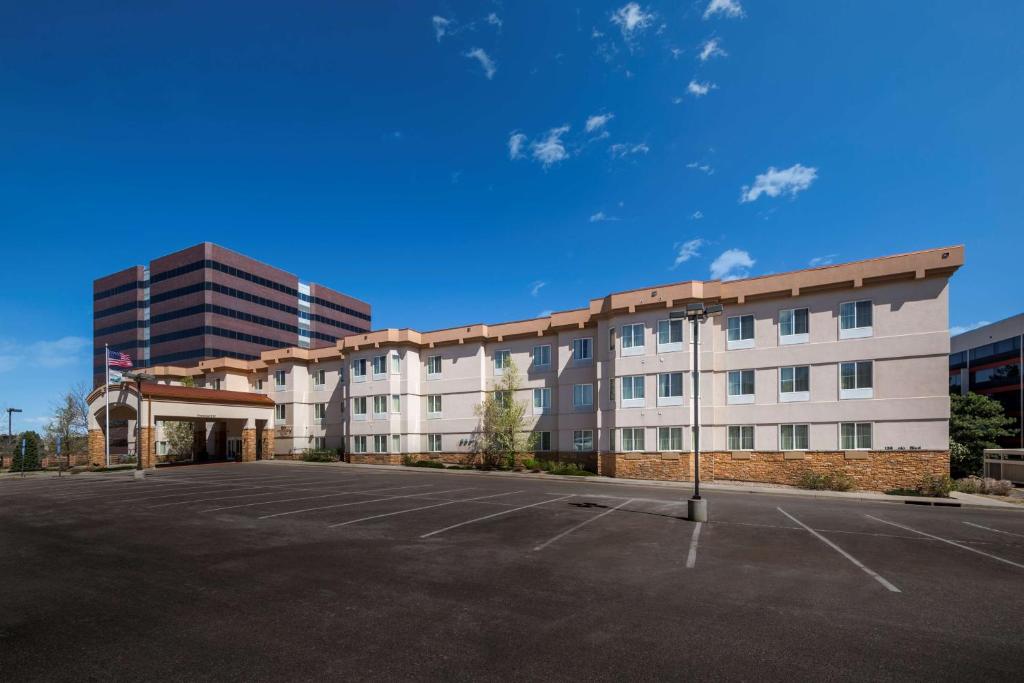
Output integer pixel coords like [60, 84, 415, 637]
[241, 418, 257, 462]
[88, 429, 105, 467]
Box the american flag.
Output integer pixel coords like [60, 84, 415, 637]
[107, 348, 133, 369]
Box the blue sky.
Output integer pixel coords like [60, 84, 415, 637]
[1, 0, 1022, 429]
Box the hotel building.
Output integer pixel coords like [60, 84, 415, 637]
[88, 246, 962, 490]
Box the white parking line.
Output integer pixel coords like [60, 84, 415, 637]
[867, 515, 1024, 570]
[327, 490, 523, 528]
[259, 487, 473, 520]
[420, 494, 575, 539]
[686, 522, 702, 568]
[532, 498, 634, 552]
[203, 484, 433, 513]
[963, 521, 1024, 539]
[779, 508, 901, 593]
[55, 475, 324, 502]
[145, 481, 369, 508]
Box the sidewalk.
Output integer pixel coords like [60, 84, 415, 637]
[258, 460, 1023, 510]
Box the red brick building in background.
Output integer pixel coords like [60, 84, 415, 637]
[93, 243, 371, 387]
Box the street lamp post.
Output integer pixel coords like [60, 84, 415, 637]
[6, 408, 22, 470]
[124, 371, 156, 479]
[675, 302, 723, 522]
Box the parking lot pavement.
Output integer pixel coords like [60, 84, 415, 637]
[2, 462, 1023, 681]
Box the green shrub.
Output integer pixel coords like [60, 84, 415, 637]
[917, 474, 954, 498]
[955, 476, 1014, 496]
[797, 471, 854, 491]
[301, 449, 340, 463]
[407, 459, 445, 468]
[543, 461, 596, 477]
[521, 458, 542, 471]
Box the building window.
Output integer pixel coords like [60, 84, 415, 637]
[372, 355, 387, 378]
[352, 358, 367, 382]
[728, 425, 754, 450]
[779, 308, 809, 345]
[533, 431, 551, 451]
[313, 369, 326, 388]
[841, 422, 872, 450]
[427, 394, 442, 418]
[533, 387, 551, 415]
[426, 355, 441, 379]
[621, 427, 645, 452]
[275, 370, 286, 389]
[949, 373, 963, 395]
[621, 323, 645, 357]
[156, 441, 168, 456]
[533, 344, 551, 369]
[840, 361, 874, 399]
[373, 395, 388, 417]
[374, 435, 389, 453]
[727, 370, 755, 404]
[609, 327, 616, 352]
[573, 429, 594, 452]
[494, 390, 512, 408]
[256, 378, 265, 390]
[572, 337, 593, 364]
[780, 424, 809, 451]
[390, 352, 400, 375]
[621, 375, 645, 408]
[779, 366, 810, 402]
[657, 319, 684, 353]
[657, 372, 684, 407]
[275, 404, 286, 424]
[313, 436, 326, 451]
[427, 434, 442, 452]
[352, 396, 367, 420]
[494, 349, 511, 375]
[352, 435, 367, 453]
[314, 403, 326, 421]
[211, 379, 222, 391]
[839, 300, 873, 339]
[727, 314, 755, 350]
[573, 383, 594, 410]
[391, 394, 401, 413]
[658, 427, 684, 452]
[391, 434, 401, 453]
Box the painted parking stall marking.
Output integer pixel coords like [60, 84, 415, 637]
[420, 494, 576, 539]
[532, 498, 635, 552]
[867, 515, 1024, 570]
[963, 521, 1024, 539]
[686, 521, 702, 569]
[258, 487, 474, 520]
[328, 490, 523, 528]
[204, 483, 434, 513]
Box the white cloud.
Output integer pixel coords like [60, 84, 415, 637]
[464, 47, 496, 79]
[609, 142, 649, 158]
[432, 16, 451, 42]
[703, 0, 745, 20]
[592, 27, 605, 39]
[531, 281, 547, 297]
[486, 13, 502, 29]
[740, 163, 818, 203]
[808, 254, 838, 267]
[589, 211, 620, 223]
[687, 161, 714, 175]
[950, 321, 992, 337]
[531, 125, 571, 168]
[0, 336, 90, 373]
[672, 238, 705, 268]
[611, 3, 655, 38]
[508, 132, 527, 160]
[538, 310, 554, 317]
[670, 47, 684, 59]
[699, 38, 727, 61]
[691, 211, 704, 220]
[672, 96, 684, 105]
[585, 113, 615, 133]
[687, 80, 716, 97]
[710, 249, 755, 280]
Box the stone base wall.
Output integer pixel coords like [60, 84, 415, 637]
[347, 453, 403, 466]
[241, 428, 257, 462]
[88, 429, 105, 467]
[260, 429, 274, 460]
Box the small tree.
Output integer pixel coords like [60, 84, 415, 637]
[11, 431, 44, 471]
[474, 360, 534, 468]
[43, 382, 90, 460]
[163, 421, 195, 461]
[949, 392, 1017, 477]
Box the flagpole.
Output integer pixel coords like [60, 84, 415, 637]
[105, 343, 110, 468]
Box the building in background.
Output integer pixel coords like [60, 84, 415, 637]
[950, 314, 1024, 448]
[93, 242, 371, 387]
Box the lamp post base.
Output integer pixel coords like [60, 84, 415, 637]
[688, 497, 708, 522]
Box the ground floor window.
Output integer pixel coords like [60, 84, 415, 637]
[840, 422, 872, 450]
[391, 434, 401, 453]
[156, 441, 168, 456]
[374, 435, 389, 453]
[313, 436, 326, 450]
[658, 427, 683, 451]
[574, 430, 594, 452]
[728, 425, 754, 450]
[533, 431, 551, 451]
[621, 428, 645, 452]
[779, 424, 809, 450]
[352, 435, 367, 453]
[427, 434, 442, 452]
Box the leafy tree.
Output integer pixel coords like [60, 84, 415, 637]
[949, 392, 1017, 477]
[11, 431, 44, 471]
[43, 382, 89, 460]
[163, 421, 195, 461]
[474, 360, 535, 468]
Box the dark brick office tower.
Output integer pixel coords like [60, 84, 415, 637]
[93, 243, 371, 386]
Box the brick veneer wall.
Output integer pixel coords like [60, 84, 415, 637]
[347, 453, 403, 466]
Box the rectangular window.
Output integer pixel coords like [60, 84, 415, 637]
[372, 355, 387, 378]
[427, 434, 442, 452]
[728, 425, 754, 450]
[780, 424, 809, 450]
[621, 427, 645, 452]
[391, 434, 401, 453]
[609, 327, 616, 352]
[533, 344, 551, 369]
[620, 323, 645, 356]
[657, 372, 684, 406]
[839, 300, 873, 338]
[779, 365, 810, 402]
[533, 431, 551, 451]
[391, 394, 401, 413]
[621, 375, 645, 408]
[352, 435, 367, 453]
[211, 379, 222, 391]
[373, 395, 388, 417]
[727, 370, 756, 404]
[494, 349, 511, 375]
[573, 429, 594, 452]
[352, 359, 367, 382]
[533, 387, 551, 415]
[390, 352, 400, 374]
[840, 361, 874, 399]
[572, 337, 593, 364]
[313, 369, 326, 388]
[426, 355, 441, 378]
[314, 403, 326, 421]
[840, 422, 872, 450]
[573, 383, 594, 409]
[374, 435, 389, 453]
[275, 370, 286, 389]
[658, 427, 684, 452]
[657, 319, 684, 352]
[779, 308, 810, 345]
[313, 436, 326, 451]
[727, 314, 755, 349]
[427, 394, 442, 418]
[275, 403, 286, 423]
[256, 378, 265, 391]
[352, 396, 367, 420]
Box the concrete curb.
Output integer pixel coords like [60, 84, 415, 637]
[255, 460, 1024, 511]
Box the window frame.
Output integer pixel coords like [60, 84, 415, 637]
[620, 375, 646, 408]
[572, 337, 593, 365]
[779, 307, 810, 346]
[274, 369, 286, 390]
[779, 423, 809, 451]
[840, 422, 873, 450]
[658, 426, 684, 452]
[839, 300, 873, 339]
[839, 360, 874, 399]
[352, 358, 367, 382]
[657, 319, 684, 353]
[426, 354, 442, 379]
[352, 396, 367, 421]
[779, 365, 810, 402]
[533, 431, 552, 452]
[726, 314, 755, 350]
[727, 425, 754, 451]
[352, 435, 367, 453]
[427, 394, 442, 419]
[533, 387, 551, 415]
[573, 429, 594, 452]
[573, 383, 594, 410]
[620, 323, 646, 357]
[533, 344, 551, 370]
[371, 354, 388, 379]
[314, 402, 326, 422]
[373, 434, 389, 454]
[494, 349, 511, 375]
[275, 403, 286, 423]
[313, 368, 326, 389]
[727, 369, 756, 404]
[427, 433, 442, 452]
[391, 394, 401, 414]
[620, 427, 646, 452]
[657, 372, 684, 407]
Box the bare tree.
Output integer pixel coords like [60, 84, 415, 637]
[44, 382, 90, 457]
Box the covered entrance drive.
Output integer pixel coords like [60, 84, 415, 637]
[87, 383, 276, 469]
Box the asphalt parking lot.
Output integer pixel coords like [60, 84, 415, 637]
[2, 462, 1023, 681]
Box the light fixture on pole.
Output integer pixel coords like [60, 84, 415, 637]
[6, 407, 22, 470]
[674, 302, 723, 522]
